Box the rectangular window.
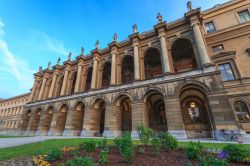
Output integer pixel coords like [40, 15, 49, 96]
[218, 63, 235, 81]
[212, 45, 224, 52]
[238, 10, 250, 23]
[205, 21, 216, 33]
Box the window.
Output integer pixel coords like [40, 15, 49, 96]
[218, 63, 235, 81]
[205, 21, 216, 33]
[212, 45, 224, 52]
[238, 10, 250, 23]
[234, 101, 250, 121]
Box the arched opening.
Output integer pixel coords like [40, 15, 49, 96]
[115, 95, 132, 133]
[234, 101, 250, 121]
[30, 109, 42, 132]
[102, 62, 111, 88]
[145, 90, 167, 131]
[171, 38, 198, 73]
[55, 75, 64, 97]
[180, 87, 212, 138]
[38, 107, 53, 134]
[92, 99, 106, 136]
[69, 72, 77, 95]
[54, 104, 68, 135]
[72, 102, 85, 136]
[121, 55, 134, 84]
[85, 67, 93, 91]
[144, 48, 163, 79]
[22, 110, 31, 131]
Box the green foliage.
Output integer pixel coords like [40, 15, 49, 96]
[45, 149, 63, 162]
[98, 148, 109, 164]
[79, 139, 97, 154]
[184, 141, 203, 160]
[223, 144, 250, 163]
[60, 156, 97, 166]
[198, 156, 228, 166]
[100, 137, 108, 149]
[158, 132, 178, 150]
[114, 133, 134, 164]
[185, 161, 192, 166]
[136, 125, 154, 145]
[138, 147, 145, 154]
[151, 136, 161, 156]
[70, 148, 80, 157]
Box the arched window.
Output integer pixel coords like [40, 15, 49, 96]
[171, 38, 198, 73]
[102, 62, 111, 88]
[144, 48, 163, 79]
[234, 101, 250, 121]
[121, 55, 134, 84]
[70, 72, 77, 95]
[85, 67, 93, 91]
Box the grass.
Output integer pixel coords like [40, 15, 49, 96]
[0, 135, 32, 138]
[0, 138, 249, 161]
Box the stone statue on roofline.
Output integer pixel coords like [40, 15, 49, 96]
[81, 47, 84, 56]
[47, 61, 51, 70]
[95, 40, 99, 49]
[39, 66, 42, 72]
[132, 23, 137, 33]
[187, 1, 192, 11]
[113, 33, 118, 42]
[68, 52, 72, 61]
[157, 13, 163, 23]
[57, 57, 61, 65]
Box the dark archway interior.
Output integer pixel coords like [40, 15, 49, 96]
[102, 62, 111, 88]
[85, 67, 93, 91]
[70, 72, 77, 95]
[121, 55, 134, 84]
[144, 48, 163, 79]
[171, 38, 198, 73]
[121, 98, 132, 132]
[99, 101, 105, 135]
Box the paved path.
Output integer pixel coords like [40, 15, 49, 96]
[0, 136, 249, 149]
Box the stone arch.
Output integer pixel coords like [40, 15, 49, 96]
[21, 109, 32, 132]
[144, 89, 167, 131]
[100, 61, 111, 88]
[30, 108, 42, 132]
[121, 55, 134, 84]
[170, 37, 198, 73]
[114, 94, 132, 133]
[85, 67, 93, 91]
[91, 98, 106, 136]
[38, 106, 54, 135]
[179, 85, 213, 138]
[143, 47, 163, 79]
[68, 71, 77, 95]
[70, 101, 85, 136]
[54, 74, 64, 97]
[232, 99, 250, 122]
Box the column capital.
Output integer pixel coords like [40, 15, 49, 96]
[129, 32, 141, 43]
[108, 41, 119, 50]
[154, 21, 167, 34]
[76, 55, 85, 65]
[184, 8, 202, 25]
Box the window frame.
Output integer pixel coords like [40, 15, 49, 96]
[218, 62, 236, 81]
[236, 8, 250, 24]
[233, 100, 250, 122]
[204, 21, 217, 34]
[212, 44, 224, 52]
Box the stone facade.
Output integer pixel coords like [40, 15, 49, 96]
[2, 0, 250, 140]
[0, 93, 30, 135]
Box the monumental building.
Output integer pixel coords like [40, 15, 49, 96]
[1, 0, 250, 140]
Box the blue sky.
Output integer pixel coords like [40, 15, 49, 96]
[0, 0, 229, 98]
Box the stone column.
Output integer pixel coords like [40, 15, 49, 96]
[38, 76, 47, 100]
[133, 43, 140, 81]
[192, 22, 211, 66]
[111, 51, 117, 85]
[74, 65, 83, 93]
[91, 57, 98, 89]
[159, 34, 171, 74]
[48, 74, 57, 98]
[60, 69, 69, 96]
[164, 98, 187, 139]
[25, 111, 36, 136]
[28, 80, 37, 102]
[81, 107, 93, 137]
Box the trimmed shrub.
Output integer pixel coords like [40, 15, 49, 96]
[151, 136, 161, 155]
[79, 139, 97, 154]
[45, 149, 63, 162]
[223, 144, 250, 163]
[158, 132, 178, 150]
[60, 156, 97, 166]
[70, 148, 80, 157]
[184, 141, 203, 160]
[137, 125, 154, 145]
[114, 133, 134, 164]
[98, 148, 109, 164]
[198, 156, 228, 166]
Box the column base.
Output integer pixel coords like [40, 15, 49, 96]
[24, 131, 36, 136]
[48, 130, 63, 136]
[168, 130, 187, 140]
[103, 130, 122, 138]
[35, 131, 49, 136]
[80, 130, 99, 137]
[63, 130, 81, 136]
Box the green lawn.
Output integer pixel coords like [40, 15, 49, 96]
[0, 135, 32, 138]
[0, 138, 249, 161]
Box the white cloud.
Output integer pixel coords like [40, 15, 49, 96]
[29, 30, 68, 56]
[0, 18, 35, 92]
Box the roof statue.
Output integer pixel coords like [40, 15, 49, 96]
[68, 52, 72, 61]
[95, 40, 99, 49]
[132, 23, 137, 33]
[187, 1, 192, 11]
[81, 47, 84, 56]
[113, 33, 118, 42]
[39, 66, 42, 72]
[47, 61, 51, 70]
[157, 13, 163, 23]
[57, 57, 61, 65]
